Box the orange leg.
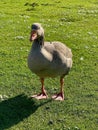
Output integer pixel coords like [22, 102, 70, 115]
[31, 78, 48, 100]
[52, 78, 64, 101]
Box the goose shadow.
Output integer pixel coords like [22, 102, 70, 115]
[0, 94, 52, 130]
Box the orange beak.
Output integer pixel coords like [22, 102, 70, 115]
[30, 30, 37, 42]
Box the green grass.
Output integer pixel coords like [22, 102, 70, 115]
[0, 0, 98, 130]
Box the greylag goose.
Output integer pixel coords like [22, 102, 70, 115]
[28, 23, 72, 101]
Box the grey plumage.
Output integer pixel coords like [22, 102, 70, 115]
[28, 23, 72, 79]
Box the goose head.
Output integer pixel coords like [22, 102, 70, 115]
[30, 23, 44, 42]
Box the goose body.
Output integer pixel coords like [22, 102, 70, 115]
[28, 23, 72, 101]
[28, 41, 72, 78]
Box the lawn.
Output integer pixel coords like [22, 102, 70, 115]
[0, 0, 98, 130]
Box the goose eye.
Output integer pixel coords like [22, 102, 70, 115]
[31, 25, 39, 30]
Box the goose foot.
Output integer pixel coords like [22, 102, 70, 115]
[31, 92, 48, 100]
[31, 78, 48, 100]
[52, 92, 64, 101]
